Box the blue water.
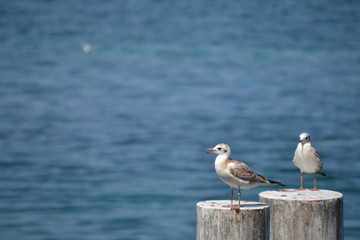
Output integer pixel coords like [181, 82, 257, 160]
[1, 0, 359, 239]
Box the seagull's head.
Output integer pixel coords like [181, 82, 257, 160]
[299, 132, 311, 144]
[206, 143, 231, 156]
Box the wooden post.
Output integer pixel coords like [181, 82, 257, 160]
[196, 200, 269, 240]
[259, 189, 343, 240]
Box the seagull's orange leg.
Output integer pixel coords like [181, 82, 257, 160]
[311, 174, 319, 191]
[231, 189, 241, 211]
[297, 172, 305, 190]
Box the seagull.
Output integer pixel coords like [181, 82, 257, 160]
[206, 143, 285, 210]
[292, 132, 326, 191]
[80, 41, 93, 54]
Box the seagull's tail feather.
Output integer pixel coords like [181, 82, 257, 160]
[317, 171, 326, 176]
[269, 179, 286, 186]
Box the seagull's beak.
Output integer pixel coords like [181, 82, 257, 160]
[206, 148, 216, 154]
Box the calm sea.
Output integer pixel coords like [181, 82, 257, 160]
[1, 0, 359, 239]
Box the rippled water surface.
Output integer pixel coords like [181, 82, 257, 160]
[1, 0, 359, 239]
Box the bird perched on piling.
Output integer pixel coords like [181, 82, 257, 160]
[206, 143, 285, 210]
[292, 132, 326, 191]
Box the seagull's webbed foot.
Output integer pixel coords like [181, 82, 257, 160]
[310, 188, 319, 191]
[231, 206, 240, 214]
[296, 187, 305, 191]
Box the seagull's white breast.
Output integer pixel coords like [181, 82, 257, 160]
[293, 143, 321, 173]
[215, 156, 249, 189]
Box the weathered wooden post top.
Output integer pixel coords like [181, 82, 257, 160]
[197, 200, 269, 240]
[259, 189, 343, 240]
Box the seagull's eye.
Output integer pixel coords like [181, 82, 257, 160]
[217, 147, 222, 151]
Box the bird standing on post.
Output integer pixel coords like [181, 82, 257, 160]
[206, 143, 286, 210]
[292, 132, 326, 190]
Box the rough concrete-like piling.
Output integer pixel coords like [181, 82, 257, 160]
[196, 200, 269, 240]
[259, 189, 343, 240]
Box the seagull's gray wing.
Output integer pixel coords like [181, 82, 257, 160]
[229, 161, 270, 184]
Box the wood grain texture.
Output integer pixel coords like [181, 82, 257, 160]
[259, 189, 343, 240]
[196, 200, 269, 240]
